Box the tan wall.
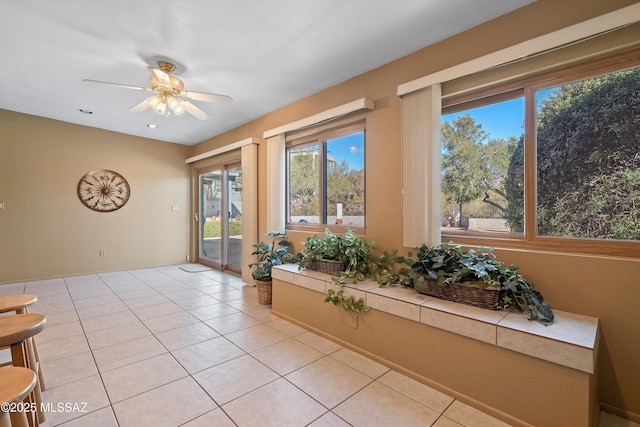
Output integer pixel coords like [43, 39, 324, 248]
[188, 0, 640, 419]
[0, 110, 191, 283]
[273, 280, 598, 427]
[0, 0, 637, 418]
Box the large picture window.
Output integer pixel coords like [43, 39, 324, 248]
[441, 51, 639, 255]
[534, 69, 639, 241]
[286, 122, 365, 229]
[441, 95, 524, 234]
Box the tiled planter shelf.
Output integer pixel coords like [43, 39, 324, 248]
[272, 264, 600, 427]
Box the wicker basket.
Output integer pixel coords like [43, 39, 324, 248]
[256, 280, 272, 305]
[413, 277, 502, 310]
[308, 258, 345, 276]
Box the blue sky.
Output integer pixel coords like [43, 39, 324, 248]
[441, 97, 525, 141]
[441, 89, 559, 142]
[327, 132, 365, 170]
[329, 90, 557, 170]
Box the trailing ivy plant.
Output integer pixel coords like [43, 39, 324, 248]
[297, 228, 383, 316]
[380, 242, 555, 325]
[497, 265, 554, 325]
[299, 228, 380, 284]
[324, 288, 370, 317]
[381, 242, 463, 288]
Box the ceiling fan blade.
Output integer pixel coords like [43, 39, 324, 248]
[182, 90, 233, 104]
[129, 98, 150, 112]
[182, 101, 209, 120]
[148, 67, 171, 87]
[82, 79, 153, 92]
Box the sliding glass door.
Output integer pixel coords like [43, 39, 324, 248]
[197, 162, 242, 273]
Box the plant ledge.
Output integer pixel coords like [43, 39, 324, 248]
[272, 263, 599, 374]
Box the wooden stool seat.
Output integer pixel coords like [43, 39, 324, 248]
[0, 366, 37, 403]
[0, 296, 46, 393]
[0, 367, 37, 427]
[0, 314, 46, 427]
[0, 295, 38, 315]
[0, 315, 46, 349]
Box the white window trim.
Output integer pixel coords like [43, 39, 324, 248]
[185, 137, 259, 164]
[263, 98, 373, 139]
[397, 4, 640, 97]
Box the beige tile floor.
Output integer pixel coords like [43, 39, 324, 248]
[1, 265, 637, 427]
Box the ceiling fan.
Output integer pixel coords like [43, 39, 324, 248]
[83, 61, 233, 120]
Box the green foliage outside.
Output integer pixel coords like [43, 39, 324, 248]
[443, 66, 639, 241]
[289, 146, 364, 217]
[327, 164, 364, 216]
[289, 146, 320, 216]
[534, 68, 640, 240]
[504, 136, 525, 232]
[203, 221, 243, 238]
[441, 115, 518, 220]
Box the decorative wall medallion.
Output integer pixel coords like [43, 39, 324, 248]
[77, 169, 130, 212]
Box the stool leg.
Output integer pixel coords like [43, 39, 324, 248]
[21, 307, 45, 391]
[11, 343, 42, 427]
[24, 341, 44, 424]
[27, 338, 45, 391]
[9, 411, 31, 427]
[0, 411, 10, 427]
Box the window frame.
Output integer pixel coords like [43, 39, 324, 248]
[285, 121, 366, 233]
[440, 48, 640, 258]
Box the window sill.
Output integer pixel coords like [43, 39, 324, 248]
[272, 264, 599, 374]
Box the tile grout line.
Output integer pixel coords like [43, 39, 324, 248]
[22, 265, 504, 427]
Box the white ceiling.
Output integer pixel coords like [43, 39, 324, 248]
[0, 0, 533, 146]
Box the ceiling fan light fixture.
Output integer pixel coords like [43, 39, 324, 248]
[84, 60, 230, 121]
[167, 96, 180, 110]
[148, 95, 167, 115]
[172, 103, 185, 116]
[167, 96, 185, 115]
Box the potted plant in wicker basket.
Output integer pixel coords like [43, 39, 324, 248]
[298, 228, 377, 283]
[297, 228, 379, 317]
[249, 231, 293, 305]
[393, 243, 554, 325]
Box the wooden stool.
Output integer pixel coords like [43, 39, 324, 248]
[0, 367, 37, 427]
[0, 296, 45, 390]
[0, 314, 46, 426]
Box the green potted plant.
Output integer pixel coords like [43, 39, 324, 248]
[298, 228, 379, 283]
[249, 231, 293, 305]
[391, 242, 463, 289]
[390, 243, 554, 325]
[298, 229, 345, 275]
[297, 228, 384, 316]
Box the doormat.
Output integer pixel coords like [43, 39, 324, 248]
[179, 264, 213, 273]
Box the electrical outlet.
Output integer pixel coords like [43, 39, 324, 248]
[99, 249, 106, 257]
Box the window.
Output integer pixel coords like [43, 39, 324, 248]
[535, 70, 639, 241]
[441, 95, 524, 234]
[441, 51, 639, 255]
[286, 122, 365, 229]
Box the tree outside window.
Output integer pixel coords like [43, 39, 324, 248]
[441, 63, 639, 245]
[441, 100, 523, 233]
[287, 124, 365, 228]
